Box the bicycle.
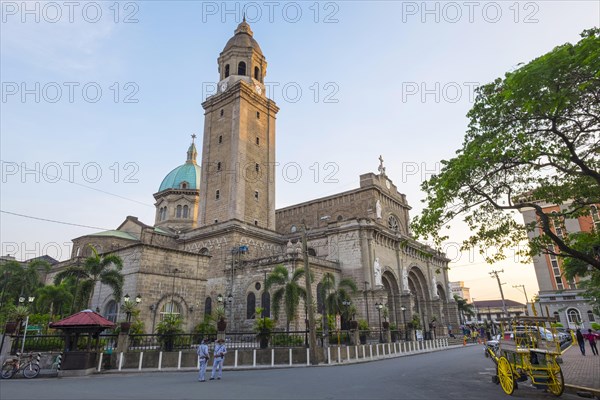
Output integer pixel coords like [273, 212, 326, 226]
[1, 352, 41, 379]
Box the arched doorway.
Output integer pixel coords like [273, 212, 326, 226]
[381, 271, 400, 327]
[407, 266, 433, 339]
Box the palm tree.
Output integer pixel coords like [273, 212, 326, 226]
[0, 259, 50, 305]
[54, 246, 124, 311]
[35, 283, 73, 317]
[265, 264, 307, 331]
[454, 295, 475, 324]
[320, 273, 358, 318]
[319, 273, 358, 329]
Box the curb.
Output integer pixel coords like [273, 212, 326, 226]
[564, 384, 600, 399]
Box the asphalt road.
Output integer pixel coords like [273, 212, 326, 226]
[0, 345, 583, 400]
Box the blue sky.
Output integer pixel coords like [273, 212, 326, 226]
[1, 1, 598, 302]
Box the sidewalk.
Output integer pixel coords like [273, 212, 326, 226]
[561, 343, 600, 396]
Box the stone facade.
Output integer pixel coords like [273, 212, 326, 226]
[47, 21, 459, 337]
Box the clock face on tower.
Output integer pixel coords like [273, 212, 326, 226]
[386, 179, 391, 189]
[255, 84, 262, 95]
[220, 82, 228, 93]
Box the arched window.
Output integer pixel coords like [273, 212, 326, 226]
[183, 205, 189, 218]
[246, 292, 256, 319]
[388, 215, 399, 231]
[567, 308, 582, 326]
[261, 291, 270, 318]
[316, 283, 324, 313]
[160, 301, 182, 321]
[176, 205, 182, 218]
[254, 66, 260, 80]
[217, 162, 221, 171]
[307, 248, 316, 256]
[104, 300, 118, 323]
[588, 310, 596, 322]
[199, 247, 209, 255]
[238, 61, 246, 76]
[204, 297, 212, 317]
[180, 182, 188, 189]
[553, 311, 560, 323]
[224, 64, 230, 78]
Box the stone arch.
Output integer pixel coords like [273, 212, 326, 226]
[407, 265, 433, 331]
[381, 270, 401, 327]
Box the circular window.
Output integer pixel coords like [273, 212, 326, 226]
[387, 215, 399, 231]
[290, 225, 297, 233]
[255, 282, 261, 291]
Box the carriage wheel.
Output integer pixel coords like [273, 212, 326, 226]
[497, 357, 515, 395]
[547, 363, 564, 397]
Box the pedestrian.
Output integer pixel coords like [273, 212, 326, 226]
[584, 329, 599, 356]
[575, 329, 586, 356]
[210, 338, 227, 380]
[196, 337, 210, 382]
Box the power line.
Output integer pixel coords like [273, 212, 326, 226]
[0, 160, 154, 208]
[1, 210, 110, 231]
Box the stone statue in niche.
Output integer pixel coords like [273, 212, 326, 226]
[374, 257, 383, 287]
[402, 267, 409, 292]
[375, 200, 382, 219]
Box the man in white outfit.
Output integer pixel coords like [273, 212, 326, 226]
[196, 338, 209, 382]
[210, 338, 227, 380]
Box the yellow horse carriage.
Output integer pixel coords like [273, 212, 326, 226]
[486, 316, 564, 396]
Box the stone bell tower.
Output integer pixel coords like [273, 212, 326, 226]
[199, 19, 279, 229]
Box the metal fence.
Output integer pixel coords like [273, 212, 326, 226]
[9, 334, 118, 354]
[128, 330, 308, 351]
[6, 329, 417, 354]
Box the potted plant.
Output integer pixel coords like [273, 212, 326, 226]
[119, 301, 139, 333]
[253, 308, 275, 349]
[156, 314, 183, 351]
[193, 315, 217, 343]
[214, 306, 226, 332]
[390, 323, 398, 342]
[358, 319, 369, 344]
[7, 306, 29, 335]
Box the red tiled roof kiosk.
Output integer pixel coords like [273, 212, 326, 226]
[49, 309, 115, 371]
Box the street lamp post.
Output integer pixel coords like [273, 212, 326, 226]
[400, 305, 408, 341]
[301, 223, 319, 365]
[375, 302, 383, 343]
[123, 294, 142, 322]
[304, 304, 309, 348]
[20, 295, 35, 354]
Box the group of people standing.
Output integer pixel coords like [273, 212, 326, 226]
[196, 338, 228, 382]
[575, 328, 599, 356]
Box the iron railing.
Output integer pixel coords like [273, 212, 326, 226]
[9, 334, 118, 354]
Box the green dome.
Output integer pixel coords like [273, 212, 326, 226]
[158, 141, 201, 192]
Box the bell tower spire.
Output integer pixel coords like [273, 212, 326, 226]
[199, 22, 279, 229]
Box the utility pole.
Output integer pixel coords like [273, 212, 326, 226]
[490, 270, 508, 318]
[302, 224, 318, 365]
[512, 284, 529, 315]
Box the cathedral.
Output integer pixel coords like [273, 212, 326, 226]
[47, 20, 459, 337]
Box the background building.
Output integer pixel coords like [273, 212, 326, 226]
[519, 201, 600, 330]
